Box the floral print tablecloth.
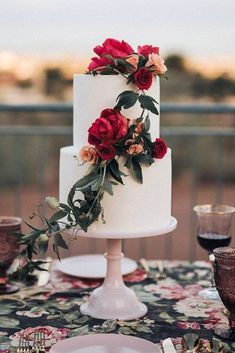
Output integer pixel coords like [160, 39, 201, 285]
[0, 260, 234, 352]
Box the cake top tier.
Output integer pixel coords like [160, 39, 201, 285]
[73, 74, 160, 147]
[74, 39, 167, 148]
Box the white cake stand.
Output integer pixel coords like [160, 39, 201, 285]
[79, 217, 177, 320]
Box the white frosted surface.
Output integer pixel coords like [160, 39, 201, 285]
[59, 147, 172, 237]
[73, 75, 160, 147]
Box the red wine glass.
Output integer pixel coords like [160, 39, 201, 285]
[193, 204, 235, 300]
[0, 216, 22, 294]
[213, 247, 235, 341]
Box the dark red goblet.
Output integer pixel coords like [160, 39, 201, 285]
[213, 247, 235, 341]
[0, 216, 22, 294]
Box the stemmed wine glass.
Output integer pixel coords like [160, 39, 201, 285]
[213, 247, 235, 341]
[193, 204, 235, 300]
[0, 216, 22, 294]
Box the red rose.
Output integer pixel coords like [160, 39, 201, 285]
[137, 44, 159, 56]
[97, 143, 116, 160]
[153, 138, 167, 159]
[94, 38, 134, 58]
[134, 68, 153, 90]
[88, 56, 112, 71]
[88, 109, 128, 146]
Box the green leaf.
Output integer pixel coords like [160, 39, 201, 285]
[54, 233, 69, 250]
[102, 319, 117, 332]
[91, 175, 102, 191]
[124, 156, 132, 169]
[144, 114, 150, 132]
[73, 172, 100, 191]
[135, 154, 154, 165]
[103, 179, 114, 195]
[26, 244, 33, 260]
[59, 203, 71, 212]
[118, 326, 134, 335]
[67, 187, 76, 209]
[69, 325, 90, 336]
[131, 159, 143, 183]
[31, 260, 49, 271]
[207, 338, 226, 353]
[24, 220, 41, 231]
[126, 73, 134, 85]
[49, 210, 68, 222]
[63, 311, 80, 323]
[75, 315, 90, 324]
[108, 159, 124, 184]
[0, 317, 20, 328]
[115, 90, 139, 110]
[135, 324, 153, 333]
[21, 229, 43, 242]
[110, 181, 119, 185]
[182, 333, 203, 353]
[138, 95, 159, 115]
[114, 58, 136, 70]
[0, 303, 16, 315]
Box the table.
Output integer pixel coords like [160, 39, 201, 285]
[0, 261, 234, 352]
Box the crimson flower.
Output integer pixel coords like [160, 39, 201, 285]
[137, 44, 159, 56]
[97, 143, 116, 160]
[88, 108, 128, 146]
[133, 68, 153, 90]
[94, 38, 134, 58]
[88, 56, 112, 71]
[152, 138, 167, 159]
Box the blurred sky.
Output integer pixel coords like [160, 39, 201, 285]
[1, 0, 235, 59]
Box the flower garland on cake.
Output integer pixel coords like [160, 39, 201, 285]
[20, 39, 168, 266]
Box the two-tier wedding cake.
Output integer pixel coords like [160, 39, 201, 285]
[59, 38, 173, 237]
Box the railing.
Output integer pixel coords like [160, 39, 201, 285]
[0, 103, 235, 260]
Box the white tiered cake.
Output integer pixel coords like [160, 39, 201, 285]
[59, 74, 173, 237]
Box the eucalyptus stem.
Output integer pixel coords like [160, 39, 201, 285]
[112, 68, 128, 79]
[139, 108, 145, 121]
[86, 162, 107, 219]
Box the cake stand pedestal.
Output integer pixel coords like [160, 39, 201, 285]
[80, 217, 177, 320]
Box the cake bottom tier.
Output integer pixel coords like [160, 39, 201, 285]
[59, 146, 173, 238]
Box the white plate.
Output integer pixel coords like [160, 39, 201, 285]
[55, 254, 137, 278]
[49, 334, 161, 353]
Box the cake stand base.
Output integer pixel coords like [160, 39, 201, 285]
[80, 239, 147, 320]
[79, 217, 177, 320]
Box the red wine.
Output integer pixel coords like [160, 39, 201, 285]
[197, 233, 231, 252]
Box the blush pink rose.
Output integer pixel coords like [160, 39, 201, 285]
[137, 44, 159, 56]
[126, 54, 139, 70]
[146, 53, 167, 75]
[127, 143, 144, 155]
[79, 145, 99, 164]
[88, 109, 128, 146]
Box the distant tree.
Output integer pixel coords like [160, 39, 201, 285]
[209, 75, 233, 100]
[44, 67, 66, 99]
[192, 73, 210, 97]
[16, 79, 33, 89]
[165, 54, 187, 72]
